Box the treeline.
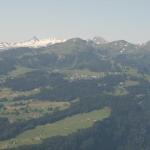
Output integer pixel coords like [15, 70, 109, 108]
[12, 93, 150, 150]
[0, 71, 147, 141]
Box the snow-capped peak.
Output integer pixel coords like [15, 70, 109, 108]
[0, 37, 66, 50]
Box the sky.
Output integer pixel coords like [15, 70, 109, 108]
[0, 0, 150, 43]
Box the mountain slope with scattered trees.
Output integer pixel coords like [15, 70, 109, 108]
[0, 38, 150, 150]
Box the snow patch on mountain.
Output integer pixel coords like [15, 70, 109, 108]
[0, 37, 66, 50]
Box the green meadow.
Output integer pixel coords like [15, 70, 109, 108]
[0, 107, 111, 149]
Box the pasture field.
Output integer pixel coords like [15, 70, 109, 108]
[0, 107, 111, 149]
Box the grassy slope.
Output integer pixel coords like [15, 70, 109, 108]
[0, 107, 111, 149]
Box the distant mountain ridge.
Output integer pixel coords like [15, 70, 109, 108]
[0, 36, 149, 51]
[0, 36, 66, 50]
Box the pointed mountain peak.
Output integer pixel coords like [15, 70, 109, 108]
[92, 36, 108, 45]
[30, 36, 39, 42]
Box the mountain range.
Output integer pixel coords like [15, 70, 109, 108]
[0, 36, 149, 52]
[0, 36, 150, 150]
[0, 36, 66, 50]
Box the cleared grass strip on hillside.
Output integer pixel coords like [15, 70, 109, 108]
[0, 107, 111, 149]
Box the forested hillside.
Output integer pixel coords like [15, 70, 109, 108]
[0, 38, 150, 150]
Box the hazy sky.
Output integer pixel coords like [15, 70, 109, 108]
[0, 0, 150, 43]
